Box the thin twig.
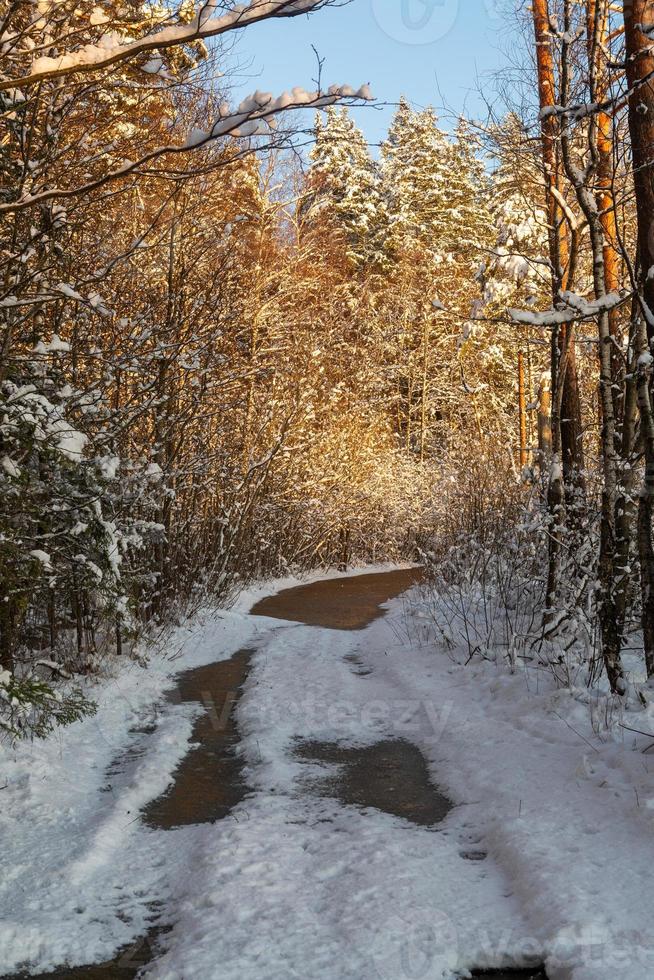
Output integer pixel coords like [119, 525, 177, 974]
[552, 710, 600, 753]
[620, 723, 654, 753]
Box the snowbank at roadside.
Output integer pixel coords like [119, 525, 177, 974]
[389, 589, 654, 980]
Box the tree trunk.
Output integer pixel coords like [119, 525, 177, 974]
[0, 601, 15, 674]
[532, 0, 586, 494]
[636, 314, 654, 677]
[582, 2, 625, 691]
[556, 0, 625, 690]
[558, 326, 585, 510]
[532, 0, 585, 620]
[588, 0, 624, 421]
[638, 493, 654, 677]
[614, 301, 641, 647]
[624, 2, 654, 675]
[625, 1, 654, 336]
[338, 525, 351, 572]
[518, 350, 528, 470]
[420, 315, 429, 462]
[537, 374, 552, 468]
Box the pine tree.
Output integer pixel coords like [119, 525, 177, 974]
[479, 117, 550, 312]
[376, 101, 493, 458]
[302, 107, 386, 269]
[462, 115, 550, 463]
[381, 100, 452, 261]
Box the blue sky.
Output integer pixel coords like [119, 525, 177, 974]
[229, 0, 512, 148]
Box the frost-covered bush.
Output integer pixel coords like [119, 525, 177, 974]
[416, 449, 606, 686]
[0, 669, 96, 742]
[418, 454, 542, 655]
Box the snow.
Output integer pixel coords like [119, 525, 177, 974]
[145, 461, 163, 478]
[510, 291, 627, 327]
[90, 7, 110, 26]
[1, 455, 20, 478]
[559, 289, 625, 316]
[55, 282, 84, 301]
[151, 600, 533, 979]
[184, 85, 373, 148]
[98, 454, 121, 479]
[45, 333, 71, 353]
[29, 549, 52, 568]
[18, 1, 326, 87]
[2, 384, 88, 462]
[141, 57, 164, 74]
[50, 419, 88, 459]
[2, 568, 654, 978]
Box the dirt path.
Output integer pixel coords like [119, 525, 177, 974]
[250, 566, 423, 629]
[4, 568, 547, 980]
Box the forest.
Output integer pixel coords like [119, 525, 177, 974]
[3, 0, 654, 733]
[5, 1, 654, 978]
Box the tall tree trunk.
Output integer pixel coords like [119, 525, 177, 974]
[625, 1, 654, 333]
[532, 0, 586, 494]
[588, 1, 634, 662]
[588, 0, 623, 420]
[555, 0, 625, 691]
[532, 0, 586, 616]
[533, 0, 566, 613]
[625, 1, 654, 675]
[538, 374, 552, 467]
[420, 316, 429, 462]
[636, 315, 654, 678]
[614, 300, 641, 648]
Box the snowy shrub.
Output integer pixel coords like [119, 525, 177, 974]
[0, 670, 96, 742]
[414, 448, 605, 686]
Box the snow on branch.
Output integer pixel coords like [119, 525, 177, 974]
[509, 290, 629, 327]
[549, 185, 584, 232]
[0, 85, 373, 215]
[0, 0, 329, 91]
[186, 84, 372, 144]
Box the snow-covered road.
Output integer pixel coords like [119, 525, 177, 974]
[2, 567, 654, 979]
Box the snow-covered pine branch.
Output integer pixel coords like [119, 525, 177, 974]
[0, 0, 331, 91]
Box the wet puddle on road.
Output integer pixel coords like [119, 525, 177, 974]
[293, 739, 547, 976]
[471, 970, 548, 979]
[295, 738, 452, 827]
[142, 648, 253, 829]
[140, 568, 426, 832]
[250, 566, 424, 630]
